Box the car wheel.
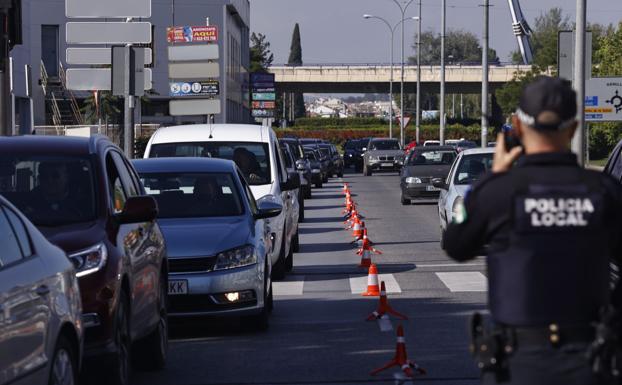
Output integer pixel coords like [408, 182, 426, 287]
[315, 181, 323, 188]
[401, 193, 411, 205]
[132, 273, 168, 371]
[285, 234, 295, 272]
[49, 335, 77, 385]
[291, 229, 300, 255]
[242, 268, 271, 331]
[106, 292, 131, 385]
[440, 227, 447, 250]
[272, 234, 287, 280]
[299, 197, 305, 222]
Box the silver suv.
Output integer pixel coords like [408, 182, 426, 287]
[363, 138, 405, 176]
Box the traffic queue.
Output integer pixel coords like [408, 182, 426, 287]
[0, 125, 340, 385]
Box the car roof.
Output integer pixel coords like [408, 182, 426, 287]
[150, 124, 270, 144]
[132, 157, 237, 174]
[413, 145, 456, 151]
[460, 147, 495, 155]
[0, 134, 113, 156]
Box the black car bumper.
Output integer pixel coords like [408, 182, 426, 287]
[369, 161, 402, 171]
[401, 184, 441, 199]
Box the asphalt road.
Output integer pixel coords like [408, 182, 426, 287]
[132, 170, 487, 385]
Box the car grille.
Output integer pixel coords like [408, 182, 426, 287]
[169, 257, 216, 274]
[169, 294, 257, 313]
[379, 156, 395, 161]
[419, 177, 432, 183]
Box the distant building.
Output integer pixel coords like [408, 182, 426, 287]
[9, 0, 250, 132]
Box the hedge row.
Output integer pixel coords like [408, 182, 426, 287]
[589, 122, 622, 160]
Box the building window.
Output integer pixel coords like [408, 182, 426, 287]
[41, 25, 59, 77]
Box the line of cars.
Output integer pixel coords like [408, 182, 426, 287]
[0, 125, 341, 385]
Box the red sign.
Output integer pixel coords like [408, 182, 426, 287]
[252, 101, 276, 109]
[167, 26, 218, 43]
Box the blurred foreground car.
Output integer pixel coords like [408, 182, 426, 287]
[0, 135, 168, 385]
[133, 158, 282, 330]
[400, 146, 457, 204]
[0, 195, 83, 385]
[304, 148, 325, 188]
[434, 147, 494, 249]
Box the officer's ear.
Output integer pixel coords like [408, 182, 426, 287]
[565, 121, 578, 142]
[511, 114, 524, 138]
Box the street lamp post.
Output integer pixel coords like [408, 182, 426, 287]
[415, 0, 422, 144]
[392, 0, 415, 148]
[364, 15, 419, 140]
[440, 0, 446, 145]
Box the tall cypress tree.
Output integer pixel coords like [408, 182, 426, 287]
[287, 24, 306, 118]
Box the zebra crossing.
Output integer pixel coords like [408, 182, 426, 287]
[273, 270, 488, 297]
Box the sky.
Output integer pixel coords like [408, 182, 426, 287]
[250, 0, 622, 65]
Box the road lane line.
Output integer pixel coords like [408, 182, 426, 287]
[273, 275, 305, 296]
[435, 272, 487, 292]
[349, 274, 402, 294]
[416, 263, 485, 268]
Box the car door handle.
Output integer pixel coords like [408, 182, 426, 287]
[36, 285, 50, 297]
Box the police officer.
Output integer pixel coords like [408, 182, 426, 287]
[444, 76, 622, 385]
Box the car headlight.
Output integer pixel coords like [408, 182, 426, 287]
[452, 196, 466, 224]
[311, 168, 321, 173]
[214, 245, 257, 270]
[405, 177, 422, 184]
[369, 156, 379, 161]
[69, 243, 108, 278]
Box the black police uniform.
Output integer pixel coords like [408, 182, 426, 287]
[444, 152, 622, 385]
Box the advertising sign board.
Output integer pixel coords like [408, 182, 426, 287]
[252, 101, 276, 109]
[167, 26, 218, 44]
[252, 109, 275, 118]
[252, 93, 276, 101]
[250, 73, 275, 83]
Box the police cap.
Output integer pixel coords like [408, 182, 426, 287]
[517, 76, 577, 132]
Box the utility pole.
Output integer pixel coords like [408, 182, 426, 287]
[0, 5, 9, 136]
[440, 0, 446, 145]
[415, 0, 422, 144]
[481, 0, 490, 147]
[572, 0, 586, 166]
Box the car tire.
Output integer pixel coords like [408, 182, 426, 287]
[272, 234, 287, 280]
[315, 181, 323, 189]
[132, 273, 168, 371]
[298, 196, 305, 222]
[106, 292, 131, 385]
[242, 269, 271, 331]
[401, 193, 411, 205]
[285, 234, 295, 272]
[291, 229, 300, 255]
[48, 335, 77, 385]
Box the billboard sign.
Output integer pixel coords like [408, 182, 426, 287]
[252, 101, 276, 109]
[66, 22, 152, 44]
[167, 26, 218, 44]
[585, 78, 622, 122]
[250, 73, 275, 83]
[252, 92, 276, 101]
[252, 109, 275, 118]
[170, 81, 219, 97]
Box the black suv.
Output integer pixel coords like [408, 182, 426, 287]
[0, 135, 168, 385]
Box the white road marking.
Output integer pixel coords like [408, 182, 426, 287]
[273, 275, 305, 296]
[349, 274, 402, 294]
[436, 272, 487, 292]
[416, 263, 485, 268]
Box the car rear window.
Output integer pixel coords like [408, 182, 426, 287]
[139, 172, 244, 218]
[409, 150, 456, 166]
[0, 156, 98, 227]
[149, 142, 271, 186]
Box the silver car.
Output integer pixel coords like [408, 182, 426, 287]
[434, 147, 495, 249]
[363, 138, 405, 176]
[133, 158, 282, 330]
[0, 195, 83, 385]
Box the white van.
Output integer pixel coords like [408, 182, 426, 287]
[143, 124, 300, 279]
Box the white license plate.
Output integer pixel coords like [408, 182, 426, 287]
[381, 162, 393, 167]
[426, 185, 441, 192]
[168, 280, 188, 295]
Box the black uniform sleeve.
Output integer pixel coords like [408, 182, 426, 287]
[608, 182, 622, 310]
[444, 177, 496, 262]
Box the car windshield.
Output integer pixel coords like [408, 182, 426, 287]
[454, 153, 494, 185]
[369, 140, 400, 151]
[409, 150, 456, 166]
[149, 142, 271, 186]
[0, 156, 97, 227]
[139, 172, 243, 218]
[305, 152, 317, 161]
[344, 141, 356, 150]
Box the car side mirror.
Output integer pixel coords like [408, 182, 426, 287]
[362, 147, 367, 151]
[280, 172, 301, 191]
[432, 178, 448, 190]
[255, 201, 283, 220]
[118, 196, 158, 224]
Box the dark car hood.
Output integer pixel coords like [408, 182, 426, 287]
[403, 164, 452, 178]
[158, 217, 250, 258]
[38, 221, 103, 254]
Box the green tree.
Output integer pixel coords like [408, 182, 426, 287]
[81, 91, 121, 125]
[250, 32, 274, 73]
[409, 29, 498, 65]
[287, 23, 306, 118]
[594, 21, 622, 76]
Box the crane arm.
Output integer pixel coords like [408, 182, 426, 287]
[507, 0, 534, 64]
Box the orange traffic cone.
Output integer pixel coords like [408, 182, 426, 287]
[345, 210, 361, 229]
[352, 220, 365, 239]
[370, 325, 427, 378]
[353, 227, 376, 247]
[342, 183, 350, 195]
[367, 282, 408, 320]
[362, 264, 381, 296]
